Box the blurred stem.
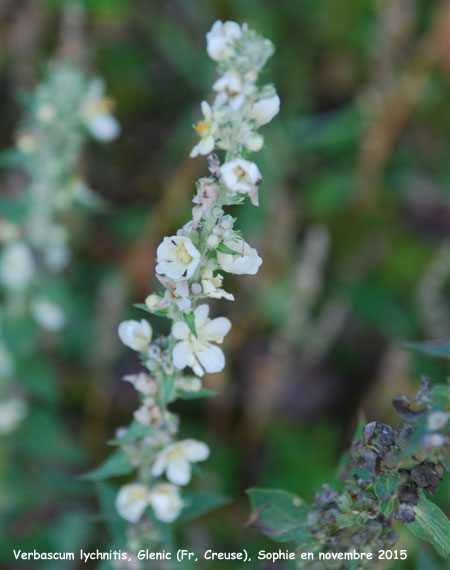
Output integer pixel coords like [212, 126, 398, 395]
[354, 0, 450, 207]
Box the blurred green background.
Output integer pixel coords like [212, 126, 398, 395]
[1, 0, 450, 568]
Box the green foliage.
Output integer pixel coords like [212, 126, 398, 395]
[248, 379, 450, 566]
[408, 495, 450, 558]
[247, 489, 309, 542]
[80, 450, 134, 481]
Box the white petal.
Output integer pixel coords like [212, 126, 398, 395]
[194, 304, 210, 327]
[115, 484, 150, 523]
[166, 458, 191, 486]
[149, 484, 183, 523]
[251, 95, 280, 126]
[182, 439, 210, 462]
[185, 240, 201, 259]
[151, 453, 167, 478]
[202, 317, 231, 342]
[172, 321, 190, 340]
[157, 237, 176, 261]
[88, 113, 120, 141]
[172, 340, 195, 370]
[196, 343, 225, 374]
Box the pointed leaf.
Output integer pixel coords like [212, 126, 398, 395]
[407, 496, 450, 558]
[247, 488, 309, 543]
[79, 450, 134, 481]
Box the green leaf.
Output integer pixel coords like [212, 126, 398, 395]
[108, 421, 153, 445]
[182, 311, 197, 337]
[133, 303, 154, 314]
[405, 338, 450, 361]
[216, 242, 241, 255]
[408, 496, 450, 558]
[94, 482, 126, 544]
[374, 472, 399, 501]
[176, 492, 230, 523]
[175, 388, 218, 400]
[379, 498, 394, 518]
[246, 488, 309, 543]
[79, 450, 134, 481]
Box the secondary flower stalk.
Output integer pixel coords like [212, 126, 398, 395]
[0, 63, 119, 434]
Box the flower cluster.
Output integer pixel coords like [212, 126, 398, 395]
[0, 63, 118, 434]
[111, 20, 279, 549]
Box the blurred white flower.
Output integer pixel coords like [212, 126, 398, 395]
[217, 237, 262, 275]
[250, 95, 280, 125]
[0, 242, 34, 289]
[16, 132, 38, 155]
[156, 236, 201, 280]
[0, 398, 27, 434]
[175, 376, 202, 393]
[36, 103, 57, 123]
[172, 304, 231, 376]
[134, 397, 163, 427]
[0, 221, 20, 243]
[245, 133, 264, 152]
[116, 483, 151, 523]
[152, 438, 210, 485]
[30, 297, 66, 331]
[149, 483, 183, 522]
[220, 158, 261, 203]
[81, 78, 120, 142]
[428, 411, 449, 431]
[123, 372, 158, 395]
[206, 20, 243, 62]
[190, 102, 218, 157]
[118, 319, 152, 352]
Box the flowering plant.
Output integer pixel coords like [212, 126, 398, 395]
[86, 20, 279, 557]
[0, 63, 118, 434]
[248, 374, 450, 566]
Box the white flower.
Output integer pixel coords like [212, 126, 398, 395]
[190, 102, 218, 157]
[156, 236, 201, 280]
[0, 242, 34, 289]
[250, 95, 280, 125]
[116, 483, 151, 523]
[220, 158, 261, 195]
[175, 376, 202, 393]
[149, 483, 183, 523]
[118, 319, 152, 352]
[212, 71, 245, 110]
[123, 372, 158, 395]
[134, 397, 163, 427]
[36, 103, 56, 123]
[213, 71, 242, 95]
[81, 78, 120, 141]
[152, 439, 210, 486]
[30, 297, 66, 331]
[16, 133, 38, 155]
[428, 411, 449, 431]
[0, 398, 27, 434]
[206, 20, 243, 62]
[201, 268, 234, 300]
[0, 220, 20, 243]
[217, 237, 262, 275]
[172, 304, 231, 376]
[245, 134, 264, 152]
